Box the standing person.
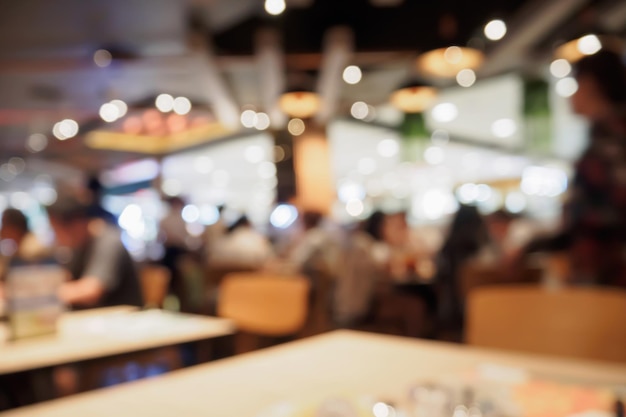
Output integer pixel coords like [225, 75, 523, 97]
[158, 196, 193, 308]
[46, 195, 143, 309]
[333, 211, 388, 327]
[565, 50, 626, 287]
[435, 204, 490, 337]
[523, 50, 626, 287]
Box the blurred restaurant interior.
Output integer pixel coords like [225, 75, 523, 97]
[1, 0, 626, 415]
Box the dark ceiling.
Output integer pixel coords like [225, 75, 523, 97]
[0, 0, 624, 179]
[211, 0, 528, 56]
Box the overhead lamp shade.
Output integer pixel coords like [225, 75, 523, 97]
[390, 82, 437, 113]
[554, 34, 623, 63]
[416, 46, 484, 78]
[279, 90, 321, 119]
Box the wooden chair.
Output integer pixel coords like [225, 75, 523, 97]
[139, 265, 171, 309]
[466, 284, 626, 362]
[217, 273, 310, 352]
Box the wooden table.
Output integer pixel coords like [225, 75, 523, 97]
[0, 306, 235, 375]
[4, 330, 625, 417]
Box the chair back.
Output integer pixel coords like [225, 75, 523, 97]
[217, 273, 309, 336]
[466, 284, 626, 362]
[139, 265, 171, 308]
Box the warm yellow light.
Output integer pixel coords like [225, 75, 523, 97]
[554, 34, 622, 63]
[279, 90, 320, 118]
[416, 46, 484, 78]
[390, 84, 437, 113]
[287, 118, 305, 136]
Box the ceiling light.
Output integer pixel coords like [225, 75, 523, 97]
[346, 199, 364, 217]
[456, 69, 476, 87]
[416, 46, 484, 78]
[484, 19, 507, 41]
[577, 34, 602, 55]
[26, 133, 48, 153]
[351, 101, 369, 120]
[93, 49, 112, 68]
[431, 102, 458, 123]
[110, 99, 128, 118]
[254, 112, 270, 130]
[54, 119, 79, 140]
[279, 89, 320, 118]
[390, 81, 437, 113]
[553, 34, 622, 63]
[156, 94, 174, 112]
[549, 59, 571, 78]
[265, 0, 286, 16]
[182, 205, 200, 223]
[555, 77, 578, 98]
[99, 102, 120, 122]
[173, 97, 192, 115]
[241, 110, 257, 128]
[161, 179, 182, 196]
[287, 118, 305, 136]
[59, 119, 79, 138]
[342, 65, 362, 84]
[270, 204, 298, 229]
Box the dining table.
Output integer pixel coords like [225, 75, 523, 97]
[0, 306, 236, 376]
[0, 305, 236, 409]
[3, 329, 624, 417]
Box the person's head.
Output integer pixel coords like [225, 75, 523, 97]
[302, 211, 323, 231]
[165, 196, 185, 212]
[486, 209, 515, 244]
[46, 195, 93, 248]
[382, 211, 408, 246]
[363, 210, 385, 241]
[446, 204, 489, 248]
[227, 215, 251, 234]
[0, 208, 29, 244]
[571, 50, 626, 122]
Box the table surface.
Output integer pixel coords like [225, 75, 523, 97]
[4, 330, 625, 417]
[0, 306, 235, 375]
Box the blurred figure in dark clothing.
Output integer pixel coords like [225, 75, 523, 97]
[435, 204, 490, 335]
[524, 50, 626, 287]
[85, 175, 117, 225]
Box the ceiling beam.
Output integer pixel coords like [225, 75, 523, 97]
[480, 0, 591, 77]
[188, 32, 241, 129]
[315, 26, 354, 124]
[255, 27, 287, 129]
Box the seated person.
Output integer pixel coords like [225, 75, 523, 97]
[0, 208, 50, 278]
[46, 196, 142, 309]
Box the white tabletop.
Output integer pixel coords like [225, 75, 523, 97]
[0, 306, 235, 375]
[4, 330, 625, 417]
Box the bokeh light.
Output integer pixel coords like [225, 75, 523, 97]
[456, 69, 476, 87]
[484, 19, 507, 41]
[549, 59, 571, 78]
[342, 65, 362, 84]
